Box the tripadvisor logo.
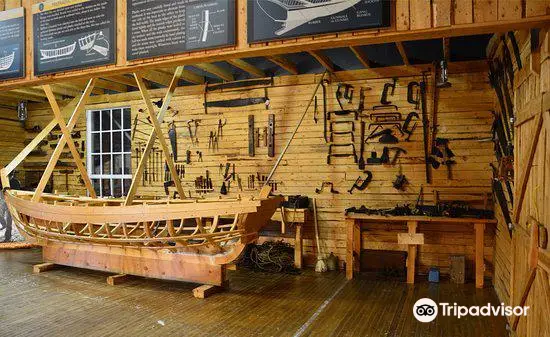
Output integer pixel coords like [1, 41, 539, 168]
[413, 298, 530, 323]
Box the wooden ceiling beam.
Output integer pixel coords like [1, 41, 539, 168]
[395, 42, 410, 66]
[0, 91, 46, 103]
[141, 70, 175, 87]
[55, 83, 105, 96]
[226, 59, 266, 78]
[350, 46, 373, 68]
[103, 75, 137, 87]
[11, 88, 63, 101]
[266, 55, 299, 75]
[1, 15, 549, 90]
[71, 79, 127, 93]
[309, 50, 336, 72]
[194, 63, 234, 81]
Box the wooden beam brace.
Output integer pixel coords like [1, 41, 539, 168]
[349, 46, 373, 68]
[195, 63, 234, 81]
[125, 67, 185, 205]
[266, 55, 299, 75]
[513, 113, 544, 223]
[309, 50, 335, 72]
[0, 93, 85, 187]
[142, 70, 174, 87]
[226, 59, 266, 78]
[103, 75, 137, 87]
[179, 69, 206, 84]
[33, 81, 97, 201]
[396, 42, 410, 66]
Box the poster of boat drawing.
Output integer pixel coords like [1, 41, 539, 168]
[247, 0, 391, 43]
[0, 7, 25, 81]
[32, 0, 116, 76]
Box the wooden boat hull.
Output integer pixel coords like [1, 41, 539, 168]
[4, 189, 283, 285]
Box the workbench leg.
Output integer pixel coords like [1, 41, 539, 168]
[407, 221, 418, 284]
[475, 223, 486, 288]
[295, 224, 303, 269]
[346, 219, 358, 280]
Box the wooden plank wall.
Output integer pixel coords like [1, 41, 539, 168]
[0, 108, 24, 172]
[491, 29, 550, 336]
[0, 0, 549, 89]
[21, 69, 497, 277]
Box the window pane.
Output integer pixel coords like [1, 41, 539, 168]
[113, 131, 122, 152]
[101, 110, 111, 131]
[123, 131, 131, 152]
[123, 108, 131, 129]
[92, 134, 100, 153]
[92, 155, 101, 175]
[91, 111, 100, 131]
[124, 154, 131, 175]
[123, 179, 131, 194]
[112, 109, 122, 130]
[113, 179, 122, 198]
[92, 179, 101, 197]
[102, 132, 111, 153]
[113, 154, 123, 175]
[102, 179, 111, 197]
[102, 155, 111, 174]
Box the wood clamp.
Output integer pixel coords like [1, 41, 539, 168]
[315, 182, 339, 194]
[348, 171, 372, 194]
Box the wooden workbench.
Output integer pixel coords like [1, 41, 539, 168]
[259, 208, 309, 269]
[345, 214, 496, 288]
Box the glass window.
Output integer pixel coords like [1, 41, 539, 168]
[87, 107, 132, 197]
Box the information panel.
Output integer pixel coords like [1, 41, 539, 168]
[33, 0, 116, 76]
[127, 0, 235, 61]
[0, 7, 25, 81]
[247, 0, 391, 43]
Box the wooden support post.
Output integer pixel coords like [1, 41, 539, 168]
[346, 218, 357, 280]
[295, 223, 303, 269]
[107, 274, 131, 286]
[126, 67, 185, 205]
[406, 221, 418, 284]
[33, 80, 97, 201]
[33, 262, 56, 274]
[475, 222, 485, 288]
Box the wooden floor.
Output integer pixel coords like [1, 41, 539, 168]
[0, 249, 507, 337]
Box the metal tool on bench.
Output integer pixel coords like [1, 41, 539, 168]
[348, 171, 372, 194]
[327, 143, 357, 164]
[315, 182, 339, 194]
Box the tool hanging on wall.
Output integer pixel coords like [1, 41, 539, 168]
[313, 96, 318, 123]
[369, 112, 402, 122]
[321, 79, 329, 143]
[315, 182, 339, 194]
[168, 122, 177, 162]
[327, 143, 357, 164]
[377, 77, 398, 107]
[407, 81, 420, 109]
[490, 163, 513, 237]
[217, 119, 226, 139]
[186, 150, 191, 164]
[392, 167, 408, 191]
[336, 83, 354, 110]
[506, 31, 522, 70]
[402, 112, 419, 141]
[328, 109, 358, 120]
[367, 128, 399, 144]
[419, 72, 431, 184]
[206, 78, 273, 92]
[268, 114, 275, 157]
[358, 87, 366, 112]
[358, 121, 366, 170]
[204, 97, 270, 109]
[248, 115, 255, 157]
[348, 171, 372, 194]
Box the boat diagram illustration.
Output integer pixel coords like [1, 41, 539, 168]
[40, 42, 77, 61]
[79, 31, 110, 57]
[257, 0, 361, 36]
[0, 51, 15, 71]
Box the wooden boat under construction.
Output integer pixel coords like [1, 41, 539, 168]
[4, 187, 282, 286]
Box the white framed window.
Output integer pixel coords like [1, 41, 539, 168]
[86, 107, 132, 198]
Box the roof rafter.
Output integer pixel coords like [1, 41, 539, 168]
[349, 46, 373, 68]
[266, 55, 299, 75]
[395, 42, 410, 66]
[309, 50, 336, 72]
[226, 59, 266, 78]
[194, 63, 234, 82]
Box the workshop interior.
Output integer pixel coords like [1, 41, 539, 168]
[0, 0, 549, 336]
